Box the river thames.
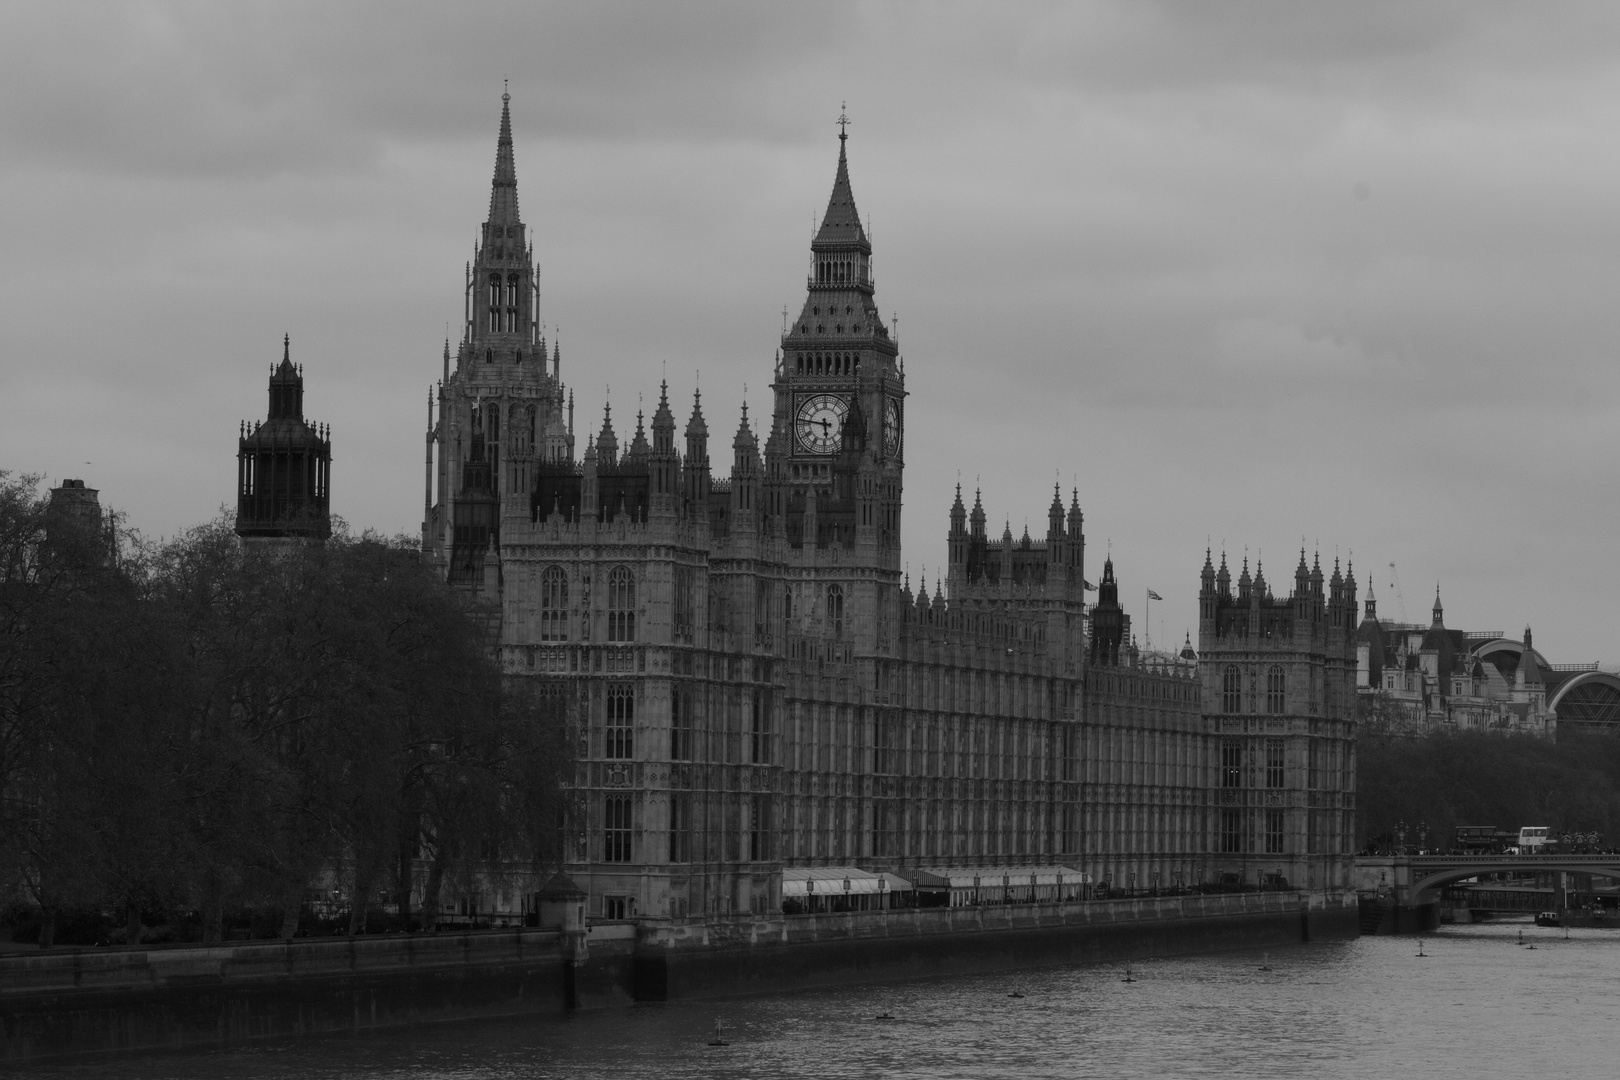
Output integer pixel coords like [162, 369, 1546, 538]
[17, 920, 1618, 1079]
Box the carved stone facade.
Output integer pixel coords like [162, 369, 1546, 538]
[422, 97, 1354, 919]
[1197, 551, 1359, 890]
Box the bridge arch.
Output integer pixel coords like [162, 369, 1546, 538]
[1409, 859, 1620, 903]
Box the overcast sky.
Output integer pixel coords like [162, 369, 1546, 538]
[3, 1, 1617, 664]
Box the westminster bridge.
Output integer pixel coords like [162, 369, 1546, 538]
[1354, 853, 1620, 933]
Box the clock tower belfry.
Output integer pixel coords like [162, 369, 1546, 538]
[768, 114, 904, 561]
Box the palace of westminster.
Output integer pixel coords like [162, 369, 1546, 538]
[231, 96, 1358, 920]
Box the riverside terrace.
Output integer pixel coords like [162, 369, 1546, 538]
[780, 865, 1095, 913]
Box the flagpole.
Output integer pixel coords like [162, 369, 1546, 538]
[1145, 587, 1151, 651]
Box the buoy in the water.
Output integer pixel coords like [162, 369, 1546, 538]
[707, 1019, 729, 1047]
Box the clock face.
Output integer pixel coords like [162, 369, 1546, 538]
[883, 397, 902, 457]
[795, 393, 848, 454]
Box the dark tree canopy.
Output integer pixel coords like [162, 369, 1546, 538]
[0, 473, 570, 946]
[1358, 727, 1620, 849]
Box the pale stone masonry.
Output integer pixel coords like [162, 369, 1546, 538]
[421, 96, 1357, 919]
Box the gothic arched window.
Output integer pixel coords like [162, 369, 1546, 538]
[1267, 665, 1286, 714]
[826, 583, 844, 640]
[603, 796, 632, 862]
[605, 683, 634, 759]
[505, 273, 520, 333]
[1222, 665, 1242, 714]
[607, 566, 636, 642]
[487, 274, 501, 333]
[540, 566, 568, 642]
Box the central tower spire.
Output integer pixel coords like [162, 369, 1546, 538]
[489, 89, 519, 226]
[466, 89, 537, 352]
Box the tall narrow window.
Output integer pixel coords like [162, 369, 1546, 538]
[1264, 809, 1285, 855]
[1267, 665, 1286, 714]
[540, 566, 568, 641]
[1221, 808, 1245, 854]
[1222, 666, 1242, 713]
[487, 274, 501, 333]
[668, 796, 689, 863]
[750, 690, 768, 765]
[1265, 737, 1285, 789]
[671, 686, 690, 761]
[505, 273, 519, 333]
[604, 796, 632, 862]
[748, 796, 765, 861]
[607, 566, 636, 642]
[673, 566, 694, 644]
[1308, 739, 1320, 790]
[1221, 739, 1244, 789]
[754, 580, 771, 650]
[606, 683, 634, 759]
[826, 583, 844, 640]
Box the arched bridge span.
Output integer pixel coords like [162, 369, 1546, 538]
[1406, 855, 1620, 903]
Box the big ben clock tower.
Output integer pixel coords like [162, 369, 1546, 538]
[767, 111, 904, 564]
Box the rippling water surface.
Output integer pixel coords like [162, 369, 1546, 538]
[19, 921, 1620, 1079]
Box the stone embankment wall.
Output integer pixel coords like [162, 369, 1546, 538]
[2, 890, 1357, 1062]
[638, 889, 1359, 999]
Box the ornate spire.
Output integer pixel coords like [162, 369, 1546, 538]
[816, 104, 867, 248]
[597, 401, 617, 462]
[628, 409, 649, 459]
[685, 387, 707, 438]
[734, 400, 757, 450]
[489, 90, 519, 224]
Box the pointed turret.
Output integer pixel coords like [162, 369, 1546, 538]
[817, 115, 868, 249]
[1516, 626, 1544, 688]
[729, 401, 760, 529]
[1047, 483, 1066, 568]
[1091, 555, 1125, 666]
[1216, 551, 1231, 597]
[1066, 487, 1084, 579]
[1199, 547, 1217, 625]
[489, 90, 520, 226]
[682, 389, 710, 510]
[626, 409, 649, 462]
[597, 402, 618, 464]
[651, 381, 675, 454]
[649, 381, 678, 509]
[733, 401, 758, 456]
[468, 91, 534, 350]
[782, 112, 891, 355]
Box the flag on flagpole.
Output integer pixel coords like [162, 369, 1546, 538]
[1084, 579, 1096, 592]
[1147, 589, 1163, 601]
